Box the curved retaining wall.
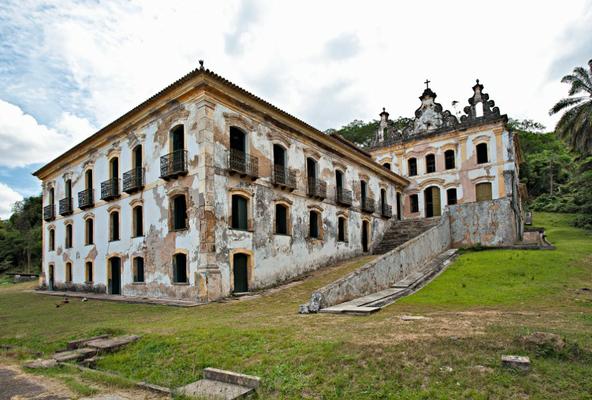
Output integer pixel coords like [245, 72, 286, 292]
[300, 212, 451, 313]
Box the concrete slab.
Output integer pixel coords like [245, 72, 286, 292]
[501, 355, 531, 370]
[67, 334, 109, 350]
[53, 348, 97, 362]
[32, 290, 202, 307]
[177, 379, 254, 400]
[85, 335, 140, 352]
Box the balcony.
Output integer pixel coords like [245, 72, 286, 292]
[361, 196, 375, 214]
[123, 167, 144, 193]
[78, 189, 94, 210]
[160, 150, 188, 180]
[307, 177, 327, 199]
[59, 197, 73, 216]
[43, 205, 55, 222]
[272, 164, 296, 191]
[100, 178, 120, 201]
[336, 188, 353, 207]
[381, 203, 393, 218]
[228, 149, 258, 180]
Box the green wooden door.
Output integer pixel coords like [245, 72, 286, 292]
[233, 254, 249, 293]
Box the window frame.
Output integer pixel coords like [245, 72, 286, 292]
[444, 150, 455, 170]
[408, 158, 418, 176]
[172, 253, 188, 284]
[425, 154, 436, 174]
[133, 257, 145, 283]
[274, 203, 290, 236]
[410, 194, 419, 213]
[65, 223, 73, 248]
[85, 261, 93, 283]
[170, 194, 188, 231]
[476, 142, 489, 164]
[109, 210, 120, 241]
[132, 205, 144, 237]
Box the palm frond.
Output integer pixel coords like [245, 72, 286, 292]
[549, 96, 586, 115]
[573, 66, 592, 88]
[561, 74, 592, 95]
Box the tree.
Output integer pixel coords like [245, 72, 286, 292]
[549, 59, 592, 156]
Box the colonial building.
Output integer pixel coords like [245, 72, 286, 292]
[369, 80, 522, 220]
[34, 63, 408, 302]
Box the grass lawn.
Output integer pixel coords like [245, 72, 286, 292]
[1, 212, 591, 399]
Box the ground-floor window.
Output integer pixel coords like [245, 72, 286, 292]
[85, 261, 93, 282]
[337, 216, 347, 242]
[410, 194, 419, 213]
[476, 182, 492, 202]
[133, 257, 145, 283]
[447, 188, 457, 205]
[172, 253, 187, 283]
[275, 204, 288, 235]
[65, 262, 72, 283]
[309, 210, 320, 239]
[231, 194, 249, 230]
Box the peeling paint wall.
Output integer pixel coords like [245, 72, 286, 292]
[448, 197, 517, 247]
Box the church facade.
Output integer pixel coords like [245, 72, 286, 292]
[34, 66, 522, 302]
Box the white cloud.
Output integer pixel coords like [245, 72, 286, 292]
[0, 182, 23, 219]
[0, 99, 94, 167]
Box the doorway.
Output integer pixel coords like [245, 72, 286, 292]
[424, 186, 441, 218]
[48, 265, 54, 291]
[362, 220, 370, 252]
[108, 257, 121, 295]
[233, 253, 249, 293]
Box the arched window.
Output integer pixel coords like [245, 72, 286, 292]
[476, 143, 488, 164]
[110, 157, 119, 179]
[476, 182, 492, 202]
[444, 150, 455, 170]
[447, 188, 457, 205]
[85, 218, 94, 245]
[133, 144, 143, 169]
[133, 205, 143, 237]
[309, 210, 321, 239]
[65, 262, 72, 283]
[231, 194, 248, 230]
[337, 216, 347, 242]
[65, 224, 73, 248]
[48, 228, 55, 251]
[408, 158, 417, 176]
[171, 195, 188, 231]
[306, 157, 318, 196]
[410, 194, 419, 213]
[382, 162, 391, 170]
[133, 257, 145, 283]
[49, 187, 55, 205]
[110, 211, 120, 241]
[172, 253, 187, 283]
[275, 203, 289, 235]
[273, 144, 287, 184]
[85, 261, 93, 283]
[425, 154, 436, 173]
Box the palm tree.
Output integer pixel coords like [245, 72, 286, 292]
[549, 59, 592, 156]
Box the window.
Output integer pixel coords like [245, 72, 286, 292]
[110, 211, 120, 241]
[172, 195, 188, 230]
[380, 188, 387, 212]
[275, 204, 288, 235]
[408, 158, 417, 176]
[65, 179, 72, 199]
[309, 210, 320, 239]
[48, 228, 55, 251]
[447, 188, 457, 205]
[231, 195, 248, 230]
[172, 253, 187, 283]
[85, 261, 93, 283]
[85, 219, 94, 245]
[425, 154, 436, 173]
[110, 157, 119, 179]
[476, 182, 492, 202]
[133, 257, 145, 283]
[133, 206, 143, 237]
[85, 169, 93, 190]
[229, 126, 246, 153]
[171, 125, 185, 152]
[65, 224, 73, 248]
[410, 194, 419, 213]
[335, 170, 343, 191]
[49, 187, 55, 205]
[133, 145, 143, 169]
[476, 143, 488, 164]
[65, 262, 72, 283]
[444, 150, 455, 170]
[383, 162, 391, 170]
[360, 180, 367, 205]
[337, 216, 347, 242]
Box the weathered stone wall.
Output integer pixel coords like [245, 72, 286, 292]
[448, 197, 518, 247]
[304, 213, 451, 311]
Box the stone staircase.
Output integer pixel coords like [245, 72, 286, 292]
[373, 217, 441, 254]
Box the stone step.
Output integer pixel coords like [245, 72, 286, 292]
[176, 368, 260, 400]
[85, 335, 140, 352]
[53, 348, 97, 362]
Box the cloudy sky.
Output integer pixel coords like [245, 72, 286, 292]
[0, 0, 590, 218]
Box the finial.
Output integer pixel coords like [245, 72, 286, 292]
[476, 78, 480, 84]
[199, 60, 204, 70]
[424, 79, 431, 89]
[382, 107, 386, 112]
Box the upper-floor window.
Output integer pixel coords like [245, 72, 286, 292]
[110, 157, 119, 179]
[360, 180, 368, 206]
[171, 125, 185, 152]
[410, 194, 419, 213]
[231, 194, 248, 230]
[275, 204, 288, 235]
[476, 182, 492, 201]
[309, 210, 321, 239]
[408, 158, 417, 176]
[476, 143, 488, 164]
[65, 224, 73, 248]
[85, 218, 94, 245]
[133, 257, 145, 283]
[172, 253, 188, 283]
[382, 162, 391, 170]
[133, 205, 143, 237]
[425, 154, 436, 173]
[171, 195, 188, 231]
[337, 216, 347, 242]
[133, 144, 143, 169]
[110, 211, 120, 241]
[85, 169, 93, 190]
[447, 188, 457, 205]
[48, 187, 55, 205]
[48, 228, 55, 251]
[229, 126, 246, 153]
[65, 179, 72, 199]
[444, 150, 455, 170]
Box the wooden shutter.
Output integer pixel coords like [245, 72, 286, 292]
[476, 183, 492, 201]
[431, 187, 441, 217]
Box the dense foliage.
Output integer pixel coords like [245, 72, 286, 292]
[325, 116, 412, 147]
[0, 195, 42, 274]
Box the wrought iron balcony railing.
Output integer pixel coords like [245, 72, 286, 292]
[123, 167, 144, 193]
[59, 197, 73, 216]
[361, 196, 375, 213]
[307, 177, 327, 199]
[100, 178, 120, 201]
[43, 205, 55, 222]
[272, 164, 296, 191]
[228, 149, 259, 179]
[160, 150, 188, 180]
[381, 203, 393, 218]
[336, 188, 353, 206]
[78, 189, 94, 209]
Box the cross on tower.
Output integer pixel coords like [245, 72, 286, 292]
[424, 79, 431, 89]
